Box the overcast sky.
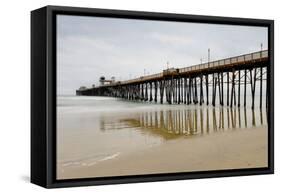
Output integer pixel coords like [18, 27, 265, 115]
[57, 15, 268, 95]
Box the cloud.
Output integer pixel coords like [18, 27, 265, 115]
[150, 32, 192, 45]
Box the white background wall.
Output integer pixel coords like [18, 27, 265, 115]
[0, 0, 279, 193]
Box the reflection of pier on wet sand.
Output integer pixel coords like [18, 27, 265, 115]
[62, 106, 268, 179]
[100, 107, 267, 140]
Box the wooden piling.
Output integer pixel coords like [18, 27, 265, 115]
[238, 70, 241, 107]
[154, 81, 158, 102]
[200, 74, 203, 105]
[265, 67, 270, 111]
[227, 72, 229, 106]
[160, 80, 164, 104]
[260, 67, 263, 109]
[145, 82, 148, 101]
[174, 78, 177, 104]
[221, 72, 224, 106]
[184, 78, 187, 104]
[218, 73, 221, 105]
[172, 78, 175, 104]
[212, 75, 214, 106]
[150, 82, 153, 101]
[165, 80, 169, 103]
[244, 69, 247, 107]
[165, 80, 169, 104]
[206, 74, 209, 105]
[194, 77, 198, 104]
[181, 78, 184, 103]
[250, 68, 257, 109]
[178, 78, 181, 104]
[188, 77, 191, 104]
[212, 77, 217, 106]
[169, 79, 173, 104]
[190, 78, 193, 104]
[141, 83, 144, 101]
[230, 70, 235, 108]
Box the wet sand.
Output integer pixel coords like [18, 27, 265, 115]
[58, 126, 268, 179]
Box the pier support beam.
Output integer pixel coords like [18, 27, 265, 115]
[238, 70, 241, 107]
[260, 67, 263, 109]
[174, 79, 178, 103]
[200, 74, 204, 105]
[171, 78, 174, 104]
[181, 78, 184, 103]
[212, 77, 217, 106]
[221, 72, 224, 106]
[218, 73, 221, 105]
[150, 82, 153, 101]
[141, 83, 144, 101]
[244, 69, 247, 107]
[194, 77, 198, 104]
[206, 74, 209, 105]
[230, 70, 235, 108]
[165, 80, 168, 104]
[145, 82, 148, 101]
[266, 67, 268, 110]
[227, 72, 229, 106]
[212, 74, 215, 106]
[154, 81, 158, 102]
[178, 78, 181, 104]
[184, 78, 187, 104]
[188, 77, 192, 104]
[250, 68, 257, 109]
[160, 80, 164, 104]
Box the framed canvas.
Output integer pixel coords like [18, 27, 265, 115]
[31, 5, 274, 188]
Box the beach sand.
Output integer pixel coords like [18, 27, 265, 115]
[57, 126, 268, 179]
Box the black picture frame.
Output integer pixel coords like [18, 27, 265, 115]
[31, 5, 274, 188]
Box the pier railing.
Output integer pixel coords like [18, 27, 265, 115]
[179, 50, 268, 73]
[121, 50, 268, 85]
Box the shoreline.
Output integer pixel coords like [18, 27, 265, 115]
[57, 126, 268, 180]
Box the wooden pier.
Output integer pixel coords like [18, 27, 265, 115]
[76, 50, 268, 109]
